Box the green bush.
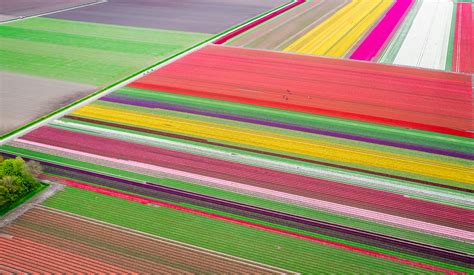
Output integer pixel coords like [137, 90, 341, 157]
[0, 156, 42, 208]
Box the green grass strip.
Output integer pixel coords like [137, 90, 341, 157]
[51, 117, 473, 208]
[0, 18, 210, 86]
[114, 87, 472, 153]
[445, 3, 458, 71]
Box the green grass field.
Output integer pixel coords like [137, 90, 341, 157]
[0, 17, 210, 86]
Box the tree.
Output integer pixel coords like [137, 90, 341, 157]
[0, 184, 10, 206]
[0, 156, 42, 208]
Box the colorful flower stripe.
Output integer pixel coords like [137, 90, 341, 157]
[5, 206, 284, 274]
[1, 234, 138, 274]
[99, 92, 472, 160]
[227, 0, 469, 72]
[4, 145, 471, 258]
[393, 0, 454, 70]
[2, 41, 472, 274]
[16, 127, 473, 239]
[31, 161, 473, 264]
[43, 176, 467, 275]
[452, 2, 473, 73]
[350, 0, 414, 61]
[39, 185, 473, 273]
[284, 0, 394, 57]
[378, 0, 424, 64]
[226, 0, 350, 50]
[130, 45, 473, 137]
[56, 103, 471, 187]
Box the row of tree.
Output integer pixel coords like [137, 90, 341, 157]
[0, 156, 42, 209]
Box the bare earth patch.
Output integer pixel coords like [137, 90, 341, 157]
[0, 72, 95, 135]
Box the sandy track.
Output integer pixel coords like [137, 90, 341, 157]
[0, 14, 18, 23]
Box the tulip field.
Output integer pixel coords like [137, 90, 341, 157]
[0, 0, 472, 274]
[227, 0, 473, 72]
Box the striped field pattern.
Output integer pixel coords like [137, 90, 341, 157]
[226, 0, 473, 71]
[1, 205, 287, 274]
[2, 44, 472, 273]
[1, 1, 473, 273]
[0, 16, 210, 136]
[5, 184, 469, 273]
[283, 0, 394, 57]
[452, 1, 473, 73]
[0, 17, 210, 86]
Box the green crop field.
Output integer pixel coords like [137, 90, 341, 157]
[0, 17, 210, 86]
